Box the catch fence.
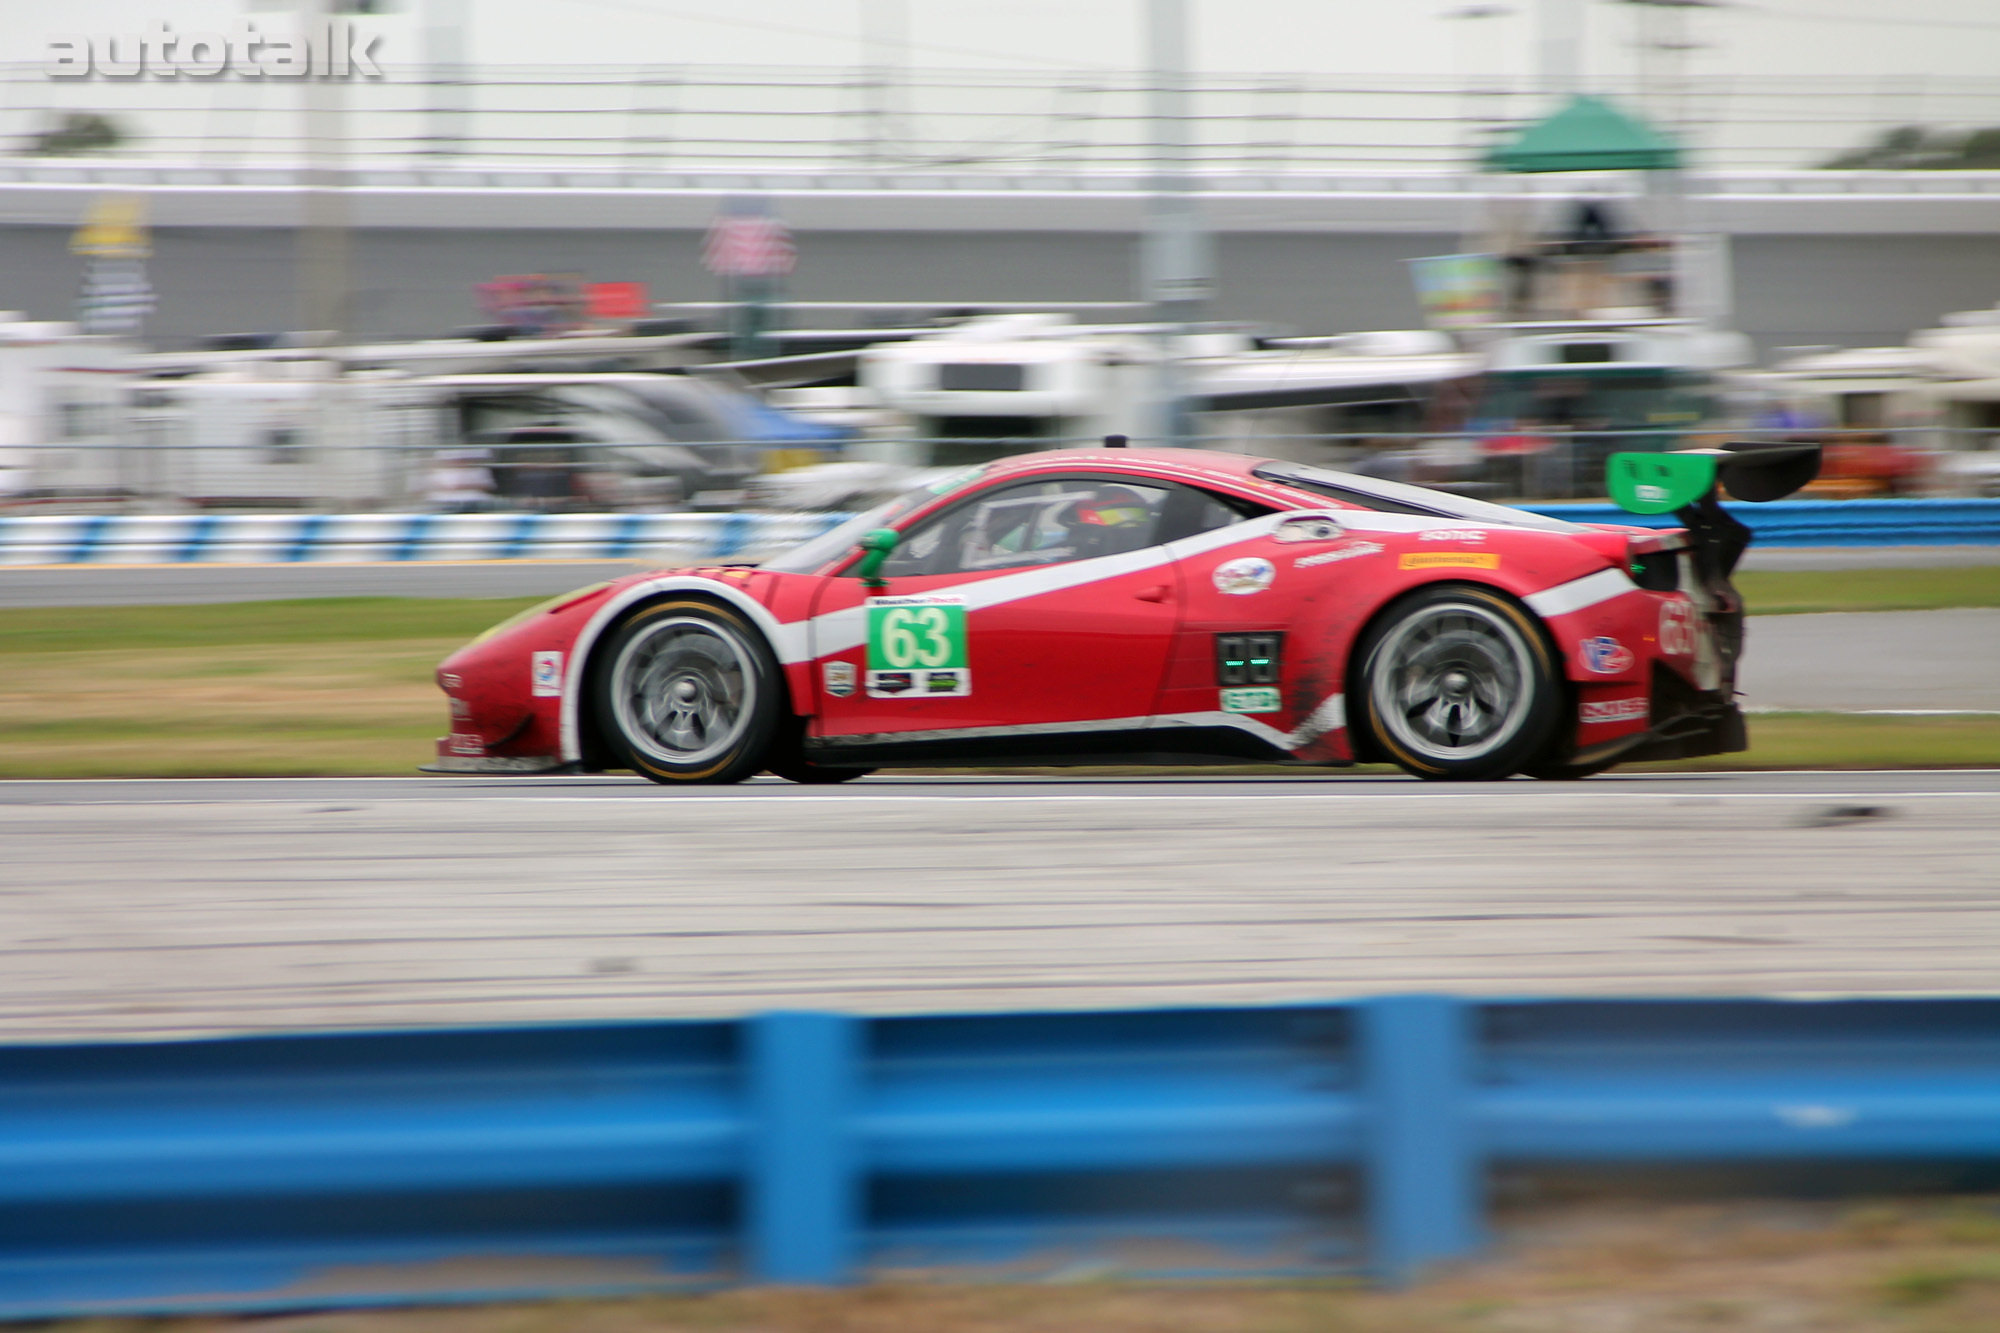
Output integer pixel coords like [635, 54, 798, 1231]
[11, 62, 2000, 174]
[8, 426, 2000, 517]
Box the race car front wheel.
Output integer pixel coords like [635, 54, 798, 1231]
[1359, 585, 1562, 781]
[595, 599, 782, 785]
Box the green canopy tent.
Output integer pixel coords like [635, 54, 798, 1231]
[1483, 93, 1681, 174]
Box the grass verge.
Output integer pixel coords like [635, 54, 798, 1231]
[0, 596, 1995, 778]
[0, 598, 539, 780]
[1632, 712, 2000, 772]
[1735, 565, 2000, 615]
[37, 1196, 2000, 1333]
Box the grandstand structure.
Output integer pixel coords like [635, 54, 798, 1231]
[3, 62, 2000, 349]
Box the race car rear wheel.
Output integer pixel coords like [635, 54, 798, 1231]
[595, 599, 782, 785]
[1359, 585, 1562, 781]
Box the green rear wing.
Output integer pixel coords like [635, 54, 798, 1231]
[1608, 443, 1822, 516]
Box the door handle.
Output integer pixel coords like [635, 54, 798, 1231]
[1134, 584, 1171, 603]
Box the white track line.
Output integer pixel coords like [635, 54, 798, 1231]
[16, 791, 2000, 806]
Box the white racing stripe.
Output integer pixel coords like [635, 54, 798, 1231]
[806, 515, 1292, 659]
[210, 789, 2000, 804]
[1524, 566, 1640, 618]
[1746, 708, 2000, 717]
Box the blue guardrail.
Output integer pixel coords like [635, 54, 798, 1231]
[1, 498, 1997, 566]
[7, 995, 2000, 1317]
[1522, 497, 2000, 545]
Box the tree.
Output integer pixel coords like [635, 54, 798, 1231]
[1821, 124, 2000, 170]
[28, 113, 125, 157]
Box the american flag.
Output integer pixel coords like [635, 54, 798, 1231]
[703, 214, 796, 279]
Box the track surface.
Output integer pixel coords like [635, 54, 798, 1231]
[1739, 608, 2000, 711]
[6, 771, 1997, 1042]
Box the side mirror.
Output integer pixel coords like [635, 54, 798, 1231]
[853, 527, 899, 594]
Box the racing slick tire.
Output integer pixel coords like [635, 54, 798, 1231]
[594, 599, 783, 785]
[1357, 584, 1563, 782]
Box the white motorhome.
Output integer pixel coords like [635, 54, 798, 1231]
[859, 314, 1161, 467]
[126, 366, 421, 509]
[0, 316, 136, 508]
[1756, 306, 2000, 495]
[124, 368, 789, 511]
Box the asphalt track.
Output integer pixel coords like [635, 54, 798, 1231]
[5, 771, 1997, 1042]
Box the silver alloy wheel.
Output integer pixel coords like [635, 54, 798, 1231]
[608, 614, 758, 768]
[1370, 599, 1536, 764]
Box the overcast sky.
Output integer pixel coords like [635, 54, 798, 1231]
[20, 0, 2000, 82]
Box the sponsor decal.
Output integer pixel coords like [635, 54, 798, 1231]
[449, 698, 471, 720]
[1581, 696, 1649, 725]
[1295, 540, 1384, 569]
[923, 669, 971, 696]
[1273, 517, 1346, 544]
[1580, 636, 1636, 674]
[866, 594, 969, 698]
[1213, 556, 1277, 595]
[530, 650, 564, 697]
[823, 660, 857, 699]
[1418, 528, 1488, 543]
[439, 673, 462, 690]
[1399, 551, 1501, 570]
[1220, 686, 1283, 714]
[447, 732, 485, 755]
[1659, 600, 1697, 657]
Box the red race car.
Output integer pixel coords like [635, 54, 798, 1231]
[427, 443, 1816, 783]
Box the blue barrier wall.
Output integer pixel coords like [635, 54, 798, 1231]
[8, 995, 2000, 1318]
[2, 498, 1997, 566]
[0, 511, 848, 567]
[1522, 497, 2000, 546]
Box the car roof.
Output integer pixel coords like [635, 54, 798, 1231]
[973, 447, 1586, 532]
[977, 447, 1310, 503]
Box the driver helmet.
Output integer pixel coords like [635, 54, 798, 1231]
[1067, 485, 1152, 532]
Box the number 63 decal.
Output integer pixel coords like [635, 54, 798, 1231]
[864, 595, 972, 698]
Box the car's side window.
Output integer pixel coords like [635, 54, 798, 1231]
[878, 478, 1175, 578]
[1154, 485, 1278, 545]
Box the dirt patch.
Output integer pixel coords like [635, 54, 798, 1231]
[51, 1197, 2000, 1333]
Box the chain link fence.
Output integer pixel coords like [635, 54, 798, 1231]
[7, 426, 1999, 517]
[11, 61, 2000, 173]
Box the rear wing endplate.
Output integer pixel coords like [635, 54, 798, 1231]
[1606, 443, 1822, 582]
[1607, 443, 1822, 515]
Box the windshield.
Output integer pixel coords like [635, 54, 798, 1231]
[758, 465, 988, 573]
[1251, 461, 1586, 533]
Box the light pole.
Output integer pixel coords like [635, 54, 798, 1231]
[1142, 0, 1208, 448]
[861, 0, 908, 167]
[1537, 0, 1585, 99]
[295, 0, 352, 344]
[1440, 5, 1515, 158]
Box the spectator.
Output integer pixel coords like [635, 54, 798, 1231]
[424, 449, 496, 513]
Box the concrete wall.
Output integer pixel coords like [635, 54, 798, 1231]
[2, 223, 1997, 356]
